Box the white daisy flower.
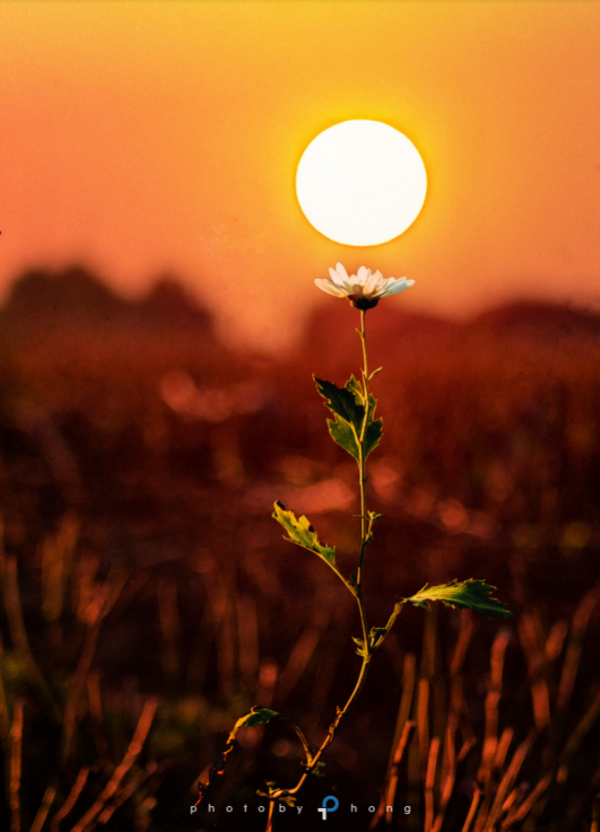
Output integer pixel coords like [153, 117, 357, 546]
[314, 263, 415, 310]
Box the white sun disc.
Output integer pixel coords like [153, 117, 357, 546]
[296, 120, 427, 246]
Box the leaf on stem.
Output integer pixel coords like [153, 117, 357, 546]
[369, 627, 388, 652]
[272, 502, 336, 567]
[314, 376, 382, 461]
[301, 760, 326, 777]
[257, 785, 297, 807]
[226, 707, 279, 745]
[352, 636, 369, 658]
[281, 794, 297, 808]
[402, 579, 514, 618]
[197, 708, 275, 804]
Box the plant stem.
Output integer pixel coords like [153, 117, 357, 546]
[357, 308, 370, 591]
[268, 309, 375, 813]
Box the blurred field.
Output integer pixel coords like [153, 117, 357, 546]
[0, 266, 599, 831]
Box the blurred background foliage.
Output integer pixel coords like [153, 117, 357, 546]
[0, 266, 599, 831]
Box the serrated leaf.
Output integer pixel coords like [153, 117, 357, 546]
[227, 707, 278, 744]
[314, 376, 383, 461]
[273, 501, 336, 567]
[328, 418, 359, 460]
[345, 374, 364, 401]
[314, 376, 364, 426]
[403, 579, 514, 619]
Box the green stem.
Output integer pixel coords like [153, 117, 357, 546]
[360, 309, 369, 399]
[356, 308, 370, 591]
[269, 309, 374, 812]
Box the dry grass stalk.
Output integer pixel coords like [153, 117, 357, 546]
[381, 721, 415, 828]
[417, 677, 431, 782]
[499, 782, 525, 820]
[424, 736, 440, 832]
[9, 699, 23, 832]
[50, 767, 90, 832]
[493, 727, 514, 771]
[63, 565, 128, 761]
[371, 653, 416, 828]
[544, 619, 568, 662]
[557, 583, 600, 713]
[41, 515, 79, 623]
[67, 697, 158, 832]
[518, 613, 550, 731]
[557, 684, 600, 781]
[450, 610, 474, 676]
[96, 761, 158, 824]
[61, 622, 101, 763]
[29, 784, 58, 832]
[479, 731, 534, 832]
[431, 708, 458, 832]
[86, 672, 111, 769]
[461, 788, 481, 832]
[501, 774, 551, 828]
[0, 635, 11, 743]
[0, 530, 51, 704]
[477, 629, 509, 786]
[393, 653, 417, 756]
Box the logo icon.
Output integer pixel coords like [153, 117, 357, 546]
[318, 795, 340, 820]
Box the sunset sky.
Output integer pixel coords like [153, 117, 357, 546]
[2, 1, 600, 353]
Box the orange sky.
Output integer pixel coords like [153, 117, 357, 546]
[2, 1, 600, 353]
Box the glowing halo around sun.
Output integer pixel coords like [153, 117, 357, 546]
[296, 120, 427, 246]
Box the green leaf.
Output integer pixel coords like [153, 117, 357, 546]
[368, 627, 388, 651]
[402, 579, 514, 618]
[226, 707, 278, 744]
[314, 376, 383, 461]
[364, 403, 383, 458]
[272, 501, 336, 567]
[328, 419, 359, 461]
[315, 376, 363, 426]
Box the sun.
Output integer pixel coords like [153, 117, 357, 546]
[296, 120, 427, 246]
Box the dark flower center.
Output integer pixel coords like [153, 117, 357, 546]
[348, 295, 379, 311]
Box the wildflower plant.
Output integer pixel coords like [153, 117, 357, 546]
[196, 264, 513, 830]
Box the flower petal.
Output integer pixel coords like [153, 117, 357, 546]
[335, 263, 349, 280]
[356, 266, 371, 284]
[363, 269, 383, 297]
[314, 278, 348, 298]
[379, 278, 415, 297]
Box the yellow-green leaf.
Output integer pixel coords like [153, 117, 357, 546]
[402, 579, 513, 619]
[272, 501, 336, 567]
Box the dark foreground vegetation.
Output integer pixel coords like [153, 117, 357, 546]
[0, 266, 599, 831]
